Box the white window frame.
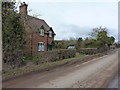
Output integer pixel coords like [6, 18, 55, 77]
[49, 31, 52, 37]
[38, 42, 45, 51]
[40, 29, 44, 36]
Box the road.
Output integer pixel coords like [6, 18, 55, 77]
[3, 50, 118, 88]
[108, 75, 118, 88]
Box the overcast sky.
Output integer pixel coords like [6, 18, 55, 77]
[18, 1, 118, 41]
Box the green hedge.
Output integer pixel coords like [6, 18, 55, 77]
[42, 49, 77, 63]
[77, 48, 97, 55]
[77, 47, 108, 55]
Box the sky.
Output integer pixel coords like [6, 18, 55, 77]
[17, 0, 118, 41]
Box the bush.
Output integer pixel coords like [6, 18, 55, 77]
[34, 54, 43, 65]
[22, 54, 43, 65]
[77, 48, 98, 55]
[42, 49, 77, 63]
[77, 47, 109, 55]
[23, 49, 76, 64]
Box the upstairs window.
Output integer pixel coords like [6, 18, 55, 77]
[39, 25, 44, 36]
[49, 31, 52, 37]
[40, 29, 44, 36]
[38, 42, 44, 51]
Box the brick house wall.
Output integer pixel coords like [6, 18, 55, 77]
[19, 2, 55, 57]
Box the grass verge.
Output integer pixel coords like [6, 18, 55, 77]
[3, 53, 86, 81]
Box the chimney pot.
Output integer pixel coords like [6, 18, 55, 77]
[19, 2, 28, 16]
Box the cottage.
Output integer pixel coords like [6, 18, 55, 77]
[19, 2, 56, 57]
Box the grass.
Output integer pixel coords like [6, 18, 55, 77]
[22, 54, 43, 64]
[3, 53, 86, 80]
[75, 53, 85, 58]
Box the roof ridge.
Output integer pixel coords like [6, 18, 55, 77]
[28, 15, 44, 21]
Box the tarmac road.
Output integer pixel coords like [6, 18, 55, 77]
[107, 75, 118, 88]
[3, 50, 118, 88]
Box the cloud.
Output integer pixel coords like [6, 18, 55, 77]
[55, 24, 93, 40]
[25, 2, 118, 41]
[55, 24, 118, 41]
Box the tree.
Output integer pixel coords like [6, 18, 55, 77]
[77, 37, 83, 42]
[84, 39, 99, 48]
[90, 26, 108, 40]
[89, 26, 115, 49]
[107, 36, 115, 47]
[2, 1, 25, 68]
[97, 30, 108, 47]
[76, 37, 83, 49]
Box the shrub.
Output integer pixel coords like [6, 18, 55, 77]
[77, 48, 98, 55]
[22, 53, 43, 65]
[34, 54, 43, 65]
[23, 49, 76, 64]
[77, 47, 109, 55]
[42, 49, 77, 63]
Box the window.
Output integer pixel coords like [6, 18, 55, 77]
[49, 31, 52, 37]
[40, 29, 44, 36]
[38, 42, 44, 51]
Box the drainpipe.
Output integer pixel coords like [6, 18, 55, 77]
[31, 33, 33, 56]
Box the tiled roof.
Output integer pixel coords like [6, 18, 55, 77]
[25, 15, 55, 34]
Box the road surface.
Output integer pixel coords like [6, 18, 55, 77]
[108, 75, 118, 88]
[3, 50, 118, 88]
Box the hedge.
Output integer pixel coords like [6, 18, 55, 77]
[77, 47, 109, 55]
[42, 49, 77, 63]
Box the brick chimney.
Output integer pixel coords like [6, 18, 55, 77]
[19, 2, 28, 16]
